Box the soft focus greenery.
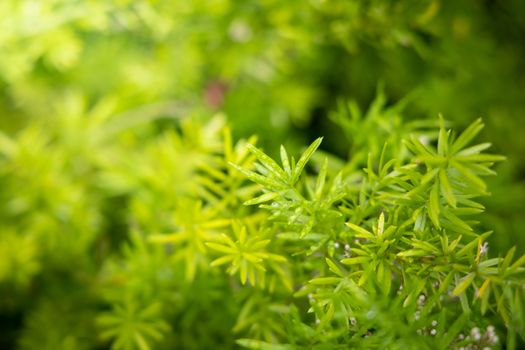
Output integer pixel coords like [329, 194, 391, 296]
[1, 1, 524, 349]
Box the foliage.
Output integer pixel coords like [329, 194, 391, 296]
[230, 117, 524, 349]
[0, 106, 523, 349]
[1, 0, 525, 349]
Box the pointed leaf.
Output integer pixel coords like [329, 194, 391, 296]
[452, 273, 475, 296]
[345, 222, 374, 239]
[247, 144, 285, 177]
[292, 137, 323, 183]
[428, 182, 441, 228]
[451, 118, 484, 154]
[341, 256, 369, 265]
[315, 158, 328, 200]
[244, 192, 280, 205]
[280, 145, 291, 175]
[326, 258, 345, 277]
[439, 168, 456, 207]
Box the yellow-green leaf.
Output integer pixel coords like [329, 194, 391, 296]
[326, 258, 344, 277]
[243, 192, 280, 205]
[210, 255, 235, 267]
[452, 273, 475, 296]
[427, 182, 440, 228]
[345, 222, 374, 239]
[341, 256, 369, 265]
[292, 137, 322, 183]
[205, 242, 237, 254]
[309, 277, 341, 285]
[439, 168, 456, 207]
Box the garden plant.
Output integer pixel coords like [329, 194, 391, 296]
[1, 1, 525, 349]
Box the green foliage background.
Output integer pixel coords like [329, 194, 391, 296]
[0, 0, 524, 349]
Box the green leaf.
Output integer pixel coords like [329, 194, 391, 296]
[135, 333, 151, 350]
[478, 278, 491, 299]
[510, 254, 525, 270]
[456, 231, 492, 257]
[325, 258, 345, 277]
[442, 313, 468, 346]
[247, 143, 286, 177]
[501, 246, 516, 271]
[405, 136, 434, 157]
[243, 192, 280, 205]
[397, 249, 427, 258]
[319, 302, 335, 328]
[210, 255, 235, 267]
[341, 256, 369, 265]
[450, 160, 487, 192]
[451, 118, 484, 154]
[240, 260, 248, 284]
[315, 157, 328, 200]
[309, 277, 341, 285]
[236, 339, 294, 350]
[379, 263, 391, 294]
[280, 145, 291, 175]
[439, 168, 456, 207]
[480, 282, 491, 315]
[454, 154, 506, 163]
[345, 222, 375, 239]
[205, 242, 237, 254]
[452, 273, 475, 296]
[442, 209, 473, 234]
[229, 162, 287, 190]
[437, 115, 448, 156]
[456, 142, 492, 156]
[428, 182, 441, 228]
[292, 137, 323, 183]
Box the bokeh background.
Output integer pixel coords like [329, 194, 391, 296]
[0, 0, 524, 349]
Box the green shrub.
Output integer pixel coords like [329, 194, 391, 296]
[0, 109, 523, 349]
[1, 1, 525, 349]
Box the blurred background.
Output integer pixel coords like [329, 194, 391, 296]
[2, 0, 523, 250]
[0, 0, 525, 348]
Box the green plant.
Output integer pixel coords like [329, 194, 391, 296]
[1, 1, 525, 348]
[222, 116, 525, 349]
[0, 88, 523, 350]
